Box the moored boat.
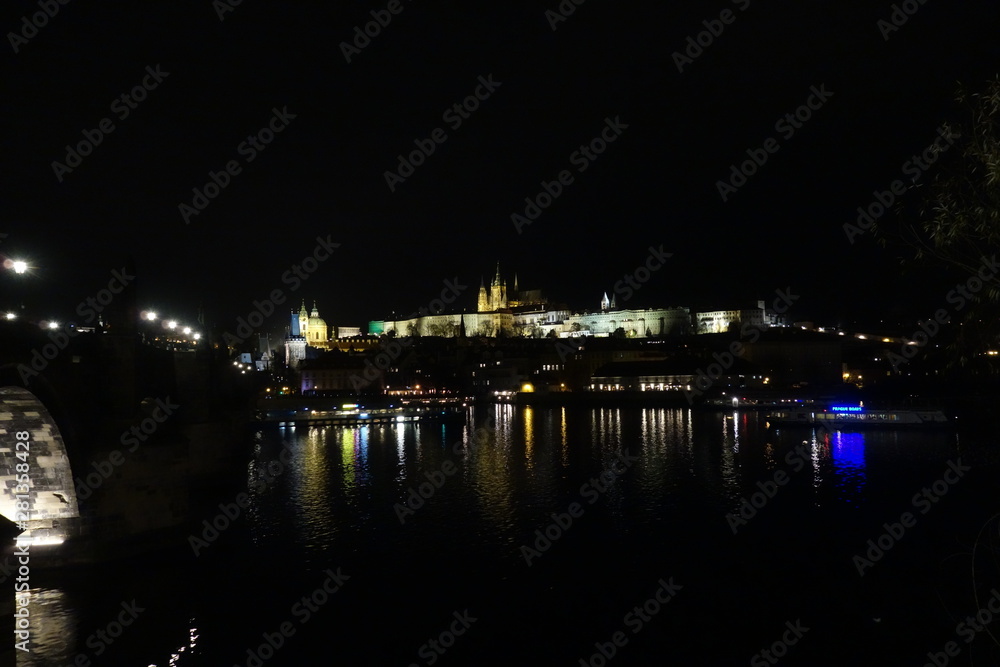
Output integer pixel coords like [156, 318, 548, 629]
[766, 404, 949, 428]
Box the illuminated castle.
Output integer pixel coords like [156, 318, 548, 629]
[478, 263, 510, 311]
[374, 263, 683, 338]
[477, 263, 546, 312]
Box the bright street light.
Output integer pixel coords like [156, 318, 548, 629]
[3, 259, 28, 274]
[167, 321, 177, 329]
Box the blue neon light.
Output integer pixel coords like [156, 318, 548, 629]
[831, 406, 863, 413]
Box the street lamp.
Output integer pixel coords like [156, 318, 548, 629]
[3, 259, 28, 274]
[3, 259, 30, 316]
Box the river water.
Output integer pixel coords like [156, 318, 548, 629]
[21, 405, 1000, 666]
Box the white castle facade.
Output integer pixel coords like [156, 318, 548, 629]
[280, 267, 789, 368]
[695, 300, 787, 333]
[367, 265, 693, 339]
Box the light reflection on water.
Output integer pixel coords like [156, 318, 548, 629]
[831, 431, 867, 503]
[19, 406, 959, 666]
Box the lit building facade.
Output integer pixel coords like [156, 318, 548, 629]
[558, 306, 692, 338]
[695, 301, 787, 334]
[369, 265, 694, 339]
[284, 301, 343, 369]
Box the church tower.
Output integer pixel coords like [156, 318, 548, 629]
[477, 277, 490, 312]
[490, 263, 507, 310]
[286, 308, 307, 370]
[297, 300, 309, 340]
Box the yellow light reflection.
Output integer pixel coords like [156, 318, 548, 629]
[523, 406, 534, 468]
[560, 407, 569, 467]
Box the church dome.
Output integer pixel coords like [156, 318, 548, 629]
[308, 303, 327, 329]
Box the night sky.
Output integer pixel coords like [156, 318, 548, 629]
[2, 0, 999, 335]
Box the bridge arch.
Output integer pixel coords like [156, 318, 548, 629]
[0, 386, 79, 545]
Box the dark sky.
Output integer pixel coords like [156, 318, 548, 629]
[2, 0, 999, 335]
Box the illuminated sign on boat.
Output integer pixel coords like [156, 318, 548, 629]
[831, 406, 863, 413]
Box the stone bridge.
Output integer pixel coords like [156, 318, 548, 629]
[0, 320, 248, 559]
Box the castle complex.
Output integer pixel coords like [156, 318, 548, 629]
[282, 264, 786, 368]
[368, 264, 691, 339]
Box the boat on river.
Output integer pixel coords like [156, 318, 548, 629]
[766, 404, 949, 428]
